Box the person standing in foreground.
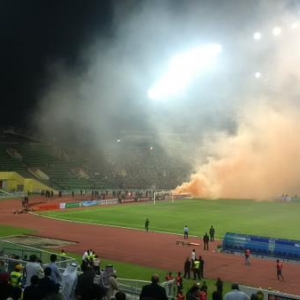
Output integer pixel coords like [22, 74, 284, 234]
[61, 262, 78, 300]
[145, 218, 150, 232]
[48, 254, 62, 289]
[184, 257, 191, 279]
[140, 274, 168, 300]
[23, 275, 40, 300]
[9, 264, 23, 300]
[224, 284, 249, 300]
[276, 259, 284, 281]
[215, 277, 223, 300]
[176, 272, 183, 293]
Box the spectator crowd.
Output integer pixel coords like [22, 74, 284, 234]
[0, 245, 273, 300]
[0, 249, 119, 300]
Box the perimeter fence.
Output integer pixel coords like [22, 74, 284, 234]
[116, 278, 176, 300]
[0, 239, 75, 271]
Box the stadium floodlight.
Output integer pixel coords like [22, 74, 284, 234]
[255, 72, 261, 78]
[253, 32, 262, 40]
[272, 27, 282, 36]
[147, 43, 222, 100]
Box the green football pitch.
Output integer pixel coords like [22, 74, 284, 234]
[42, 199, 300, 241]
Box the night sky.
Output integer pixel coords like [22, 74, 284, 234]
[0, 0, 298, 135]
[0, 0, 112, 128]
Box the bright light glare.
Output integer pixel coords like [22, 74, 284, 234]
[255, 72, 261, 78]
[148, 44, 222, 100]
[273, 27, 282, 36]
[291, 22, 299, 29]
[253, 32, 262, 40]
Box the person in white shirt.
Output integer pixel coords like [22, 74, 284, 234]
[191, 249, 196, 261]
[224, 284, 250, 300]
[82, 250, 90, 263]
[25, 254, 44, 286]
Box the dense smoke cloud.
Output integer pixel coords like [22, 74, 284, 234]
[32, 0, 300, 199]
[33, 0, 258, 146]
[175, 103, 300, 199]
[175, 1, 300, 199]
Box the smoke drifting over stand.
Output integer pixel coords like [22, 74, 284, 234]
[32, 0, 300, 200]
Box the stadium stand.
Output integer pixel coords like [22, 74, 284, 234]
[0, 129, 192, 193]
[223, 232, 300, 261]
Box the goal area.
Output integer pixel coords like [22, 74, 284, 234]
[153, 191, 174, 204]
[153, 191, 192, 204]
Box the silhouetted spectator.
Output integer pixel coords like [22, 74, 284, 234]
[23, 275, 40, 300]
[140, 274, 168, 300]
[37, 267, 58, 299]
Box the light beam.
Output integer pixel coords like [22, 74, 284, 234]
[148, 44, 222, 100]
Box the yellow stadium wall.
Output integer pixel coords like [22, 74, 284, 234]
[0, 172, 23, 191]
[24, 178, 55, 194]
[0, 172, 55, 193]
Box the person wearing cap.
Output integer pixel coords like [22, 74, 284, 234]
[140, 274, 168, 300]
[224, 284, 249, 300]
[61, 262, 78, 300]
[9, 264, 23, 300]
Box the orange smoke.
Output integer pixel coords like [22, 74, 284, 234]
[175, 104, 300, 200]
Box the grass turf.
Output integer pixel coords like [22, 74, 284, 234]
[42, 199, 300, 240]
[0, 225, 33, 237]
